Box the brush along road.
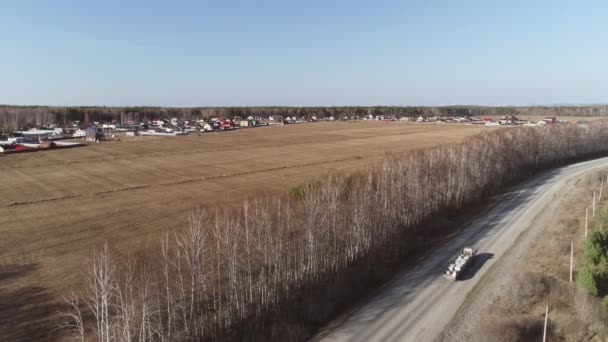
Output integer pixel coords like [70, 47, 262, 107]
[319, 157, 608, 342]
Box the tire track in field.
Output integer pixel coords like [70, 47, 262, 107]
[3, 155, 365, 207]
[1, 205, 193, 262]
[0, 154, 370, 258]
[0, 127, 440, 170]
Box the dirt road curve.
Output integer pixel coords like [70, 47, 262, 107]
[320, 157, 608, 342]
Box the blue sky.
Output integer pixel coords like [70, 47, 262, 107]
[1, 0, 607, 106]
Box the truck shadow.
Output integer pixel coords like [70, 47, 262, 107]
[458, 252, 494, 281]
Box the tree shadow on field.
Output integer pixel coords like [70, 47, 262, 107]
[457, 253, 494, 281]
[0, 263, 61, 342]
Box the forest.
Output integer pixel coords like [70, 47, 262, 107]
[2, 104, 608, 132]
[58, 121, 608, 341]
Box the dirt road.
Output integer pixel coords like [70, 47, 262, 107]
[320, 157, 608, 342]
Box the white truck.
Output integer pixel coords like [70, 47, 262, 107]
[445, 247, 476, 280]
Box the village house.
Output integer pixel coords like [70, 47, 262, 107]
[73, 125, 104, 141]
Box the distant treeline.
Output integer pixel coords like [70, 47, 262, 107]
[1, 104, 608, 132]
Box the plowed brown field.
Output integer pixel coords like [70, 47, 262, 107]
[0, 121, 490, 339]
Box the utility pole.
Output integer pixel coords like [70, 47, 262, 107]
[570, 241, 574, 283]
[543, 305, 549, 342]
[593, 191, 596, 217]
[586, 208, 589, 238]
[600, 178, 604, 203]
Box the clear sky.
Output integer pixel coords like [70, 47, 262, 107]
[1, 0, 607, 107]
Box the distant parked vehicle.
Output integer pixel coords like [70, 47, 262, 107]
[445, 247, 476, 280]
[222, 120, 236, 130]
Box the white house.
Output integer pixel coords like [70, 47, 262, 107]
[85, 127, 96, 141]
[73, 129, 86, 138]
[73, 126, 102, 141]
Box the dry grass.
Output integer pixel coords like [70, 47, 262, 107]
[0, 121, 486, 336]
[473, 317, 549, 342]
[473, 170, 608, 341]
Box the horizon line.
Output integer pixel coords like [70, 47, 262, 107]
[1, 103, 608, 108]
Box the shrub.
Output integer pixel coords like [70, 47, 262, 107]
[578, 264, 599, 296]
[288, 184, 306, 198]
[602, 295, 608, 311]
[579, 230, 608, 296]
[585, 231, 607, 265]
